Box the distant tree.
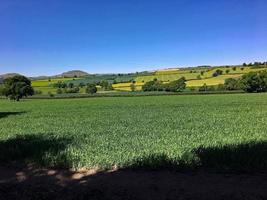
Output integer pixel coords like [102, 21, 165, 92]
[86, 84, 97, 94]
[241, 67, 244, 71]
[2, 75, 34, 101]
[200, 71, 205, 76]
[79, 82, 85, 88]
[48, 91, 54, 97]
[225, 69, 230, 74]
[68, 83, 74, 88]
[224, 78, 240, 90]
[217, 84, 225, 91]
[165, 77, 186, 92]
[130, 83, 136, 92]
[34, 90, 42, 95]
[243, 63, 247, 66]
[198, 83, 208, 92]
[48, 77, 51, 82]
[190, 87, 196, 91]
[56, 88, 63, 94]
[212, 69, 223, 77]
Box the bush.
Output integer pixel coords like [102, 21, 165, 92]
[86, 84, 97, 94]
[57, 89, 63, 94]
[48, 92, 54, 97]
[217, 84, 225, 91]
[65, 87, 80, 93]
[34, 90, 43, 95]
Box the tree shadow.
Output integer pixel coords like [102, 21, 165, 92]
[0, 111, 27, 119]
[1, 140, 267, 199]
[0, 134, 73, 168]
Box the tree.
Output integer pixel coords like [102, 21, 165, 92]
[224, 78, 240, 90]
[2, 75, 34, 101]
[199, 83, 208, 92]
[232, 67, 237, 71]
[86, 84, 97, 94]
[212, 69, 223, 77]
[225, 69, 230, 74]
[243, 63, 247, 66]
[240, 71, 267, 92]
[166, 77, 186, 92]
[130, 83, 136, 92]
[68, 83, 74, 88]
[79, 82, 85, 88]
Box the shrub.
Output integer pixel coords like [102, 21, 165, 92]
[86, 84, 97, 94]
[217, 84, 225, 91]
[57, 88, 63, 94]
[34, 90, 42, 95]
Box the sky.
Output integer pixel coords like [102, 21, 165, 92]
[0, 0, 266, 76]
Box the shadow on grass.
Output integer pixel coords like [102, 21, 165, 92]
[0, 111, 27, 119]
[0, 134, 73, 168]
[130, 141, 267, 172]
[0, 138, 267, 199]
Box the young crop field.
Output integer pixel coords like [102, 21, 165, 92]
[32, 77, 81, 87]
[1, 93, 267, 170]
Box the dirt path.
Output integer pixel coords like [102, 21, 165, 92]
[0, 165, 267, 200]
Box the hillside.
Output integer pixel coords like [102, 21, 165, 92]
[60, 70, 89, 77]
[0, 73, 21, 83]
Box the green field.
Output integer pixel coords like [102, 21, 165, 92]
[1, 93, 267, 170]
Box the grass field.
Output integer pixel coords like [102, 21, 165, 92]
[1, 93, 267, 170]
[32, 77, 81, 87]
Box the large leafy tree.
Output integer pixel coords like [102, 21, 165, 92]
[2, 75, 34, 101]
[240, 71, 267, 92]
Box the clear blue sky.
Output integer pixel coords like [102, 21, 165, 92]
[0, 0, 266, 76]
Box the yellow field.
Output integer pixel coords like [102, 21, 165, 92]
[135, 73, 199, 82]
[186, 74, 242, 87]
[112, 82, 144, 91]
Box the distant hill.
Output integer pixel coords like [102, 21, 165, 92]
[60, 70, 89, 78]
[0, 73, 22, 83]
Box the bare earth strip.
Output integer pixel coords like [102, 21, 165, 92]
[0, 165, 267, 200]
